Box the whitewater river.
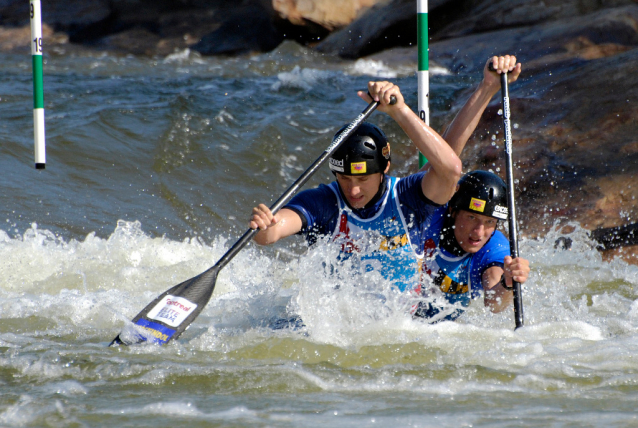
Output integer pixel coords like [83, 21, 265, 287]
[1, 42, 637, 427]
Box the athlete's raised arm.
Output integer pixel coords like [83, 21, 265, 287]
[442, 55, 522, 156]
[359, 81, 462, 205]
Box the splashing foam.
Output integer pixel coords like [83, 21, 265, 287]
[1, 219, 637, 367]
[271, 66, 334, 91]
[348, 59, 450, 78]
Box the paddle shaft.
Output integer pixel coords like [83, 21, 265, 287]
[498, 70, 524, 329]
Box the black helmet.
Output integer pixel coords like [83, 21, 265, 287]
[329, 122, 390, 175]
[449, 170, 508, 220]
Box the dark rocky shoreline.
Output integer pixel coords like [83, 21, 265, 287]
[2, 0, 637, 262]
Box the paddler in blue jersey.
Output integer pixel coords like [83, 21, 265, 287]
[251, 79, 462, 291]
[250, 56, 529, 323]
[411, 55, 530, 321]
[412, 170, 530, 322]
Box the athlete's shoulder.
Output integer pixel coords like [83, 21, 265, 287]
[475, 230, 510, 262]
[485, 230, 509, 248]
[395, 171, 426, 190]
[289, 183, 338, 207]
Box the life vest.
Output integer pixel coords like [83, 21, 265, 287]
[327, 176, 421, 292]
[412, 209, 475, 321]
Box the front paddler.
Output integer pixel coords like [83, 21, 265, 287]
[250, 80, 462, 293]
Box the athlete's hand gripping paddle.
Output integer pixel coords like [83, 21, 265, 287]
[491, 63, 524, 329]
[109, 95, 396, 346]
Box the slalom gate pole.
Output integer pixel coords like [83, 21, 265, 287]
[417, 0, 429, 168]
[30, 0, 46, 169]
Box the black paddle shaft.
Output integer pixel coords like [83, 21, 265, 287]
[497, 70, 524, 329]
[110, 96, 395, 346]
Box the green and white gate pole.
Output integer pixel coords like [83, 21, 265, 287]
[30, 0, 46, 169]
[417, 0, 428, 168]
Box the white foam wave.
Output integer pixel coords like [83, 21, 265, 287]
[271, 66, 334, 91]
[347, 59, 450, 78]
[162, 48, 207, 65]
[1, 220, 638, 379]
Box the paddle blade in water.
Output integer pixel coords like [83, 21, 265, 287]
[109, 266, 220, 346]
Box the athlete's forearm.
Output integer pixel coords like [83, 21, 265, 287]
[442, 80, 499, 156]
[482, 265, 513, 313]
[484, 283, 513, 313]
[253, 208, 303, 245]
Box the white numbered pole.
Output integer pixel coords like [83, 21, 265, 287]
[30, 0, 46, 169]
[417, 0, 428, 168]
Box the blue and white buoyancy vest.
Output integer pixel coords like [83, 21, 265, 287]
[327, 176, 421, 292]
[412, 217, 473, 322]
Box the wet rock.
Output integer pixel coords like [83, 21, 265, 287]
[94, 27, 163, 57]
[314, 0, 416, 58]
[190, 2, 283, 55]
[600, 245, 638, 264]
[429, 5, 638, 73]
[434, 0, 637, 40]
[0, 0, 112, 31]
[272, 0, 381, 31]
[0, 23, 68, 53]
[314, 0, 454, 58]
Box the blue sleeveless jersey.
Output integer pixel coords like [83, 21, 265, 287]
[326, 177, 420, 292]
[285, 172, 438, 292]
[413, 206, 510, 322]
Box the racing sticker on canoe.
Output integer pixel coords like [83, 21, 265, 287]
[146, 295, 197, 327]
[135, 318, 176, 344]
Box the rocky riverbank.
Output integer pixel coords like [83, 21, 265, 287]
[2, 0, 637, 261]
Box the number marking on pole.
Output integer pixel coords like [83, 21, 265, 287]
[30, 0, 46, 169]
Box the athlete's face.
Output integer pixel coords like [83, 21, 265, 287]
[453, 210, 498, 253]
[336, 172, 384, 209]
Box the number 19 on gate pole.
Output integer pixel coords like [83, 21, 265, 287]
[30, 0, 46, 169]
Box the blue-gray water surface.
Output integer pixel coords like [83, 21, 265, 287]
[1, 42, 638, 427]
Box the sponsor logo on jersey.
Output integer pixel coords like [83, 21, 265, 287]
[351, 161, 367, 174]
[146, 295, 197, 328]
[435, 269, 469, 294]
[469, 197, 486, 212]
[379, 233, 408, 251]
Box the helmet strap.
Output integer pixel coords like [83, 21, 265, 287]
[363, 174, 387, 210]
